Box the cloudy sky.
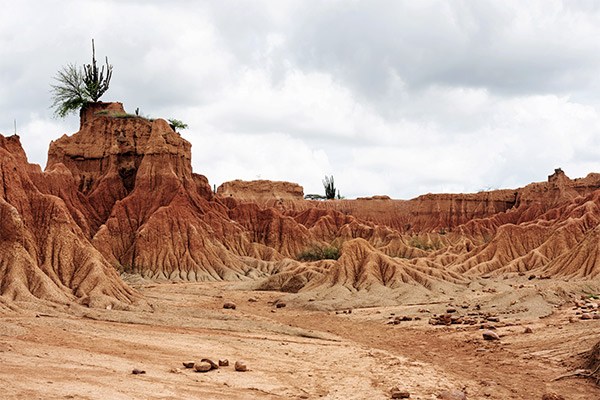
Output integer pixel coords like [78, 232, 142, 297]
[3, 0, 600, 199]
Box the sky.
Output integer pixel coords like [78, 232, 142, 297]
[3, 0, 600, 199]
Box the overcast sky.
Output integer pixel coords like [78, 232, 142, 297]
[3, 0, 600, 199]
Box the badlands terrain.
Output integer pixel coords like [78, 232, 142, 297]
[1, 102, 600, 399]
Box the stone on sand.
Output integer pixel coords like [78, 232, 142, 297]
[438, 389, 466, 400]
[235, 361, 247, 371]
[482, 330, 500, 340]
[194, 362, 212, 372]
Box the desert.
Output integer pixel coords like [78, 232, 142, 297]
[1, 101, 600, 399]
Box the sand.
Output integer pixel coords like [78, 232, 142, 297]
[1, 278, 599, 399]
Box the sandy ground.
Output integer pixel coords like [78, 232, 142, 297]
[1, 278, 600, 399]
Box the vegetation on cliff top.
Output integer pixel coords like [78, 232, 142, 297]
[50, 39, 113, 118]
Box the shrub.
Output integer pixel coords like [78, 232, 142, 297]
[298, 243, 341, 261]
[409, 237, 444, 251]
[50, 63, 87, 118]
[168, 118, 188, 131]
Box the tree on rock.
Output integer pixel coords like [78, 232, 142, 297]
[50, 39, 113, 118]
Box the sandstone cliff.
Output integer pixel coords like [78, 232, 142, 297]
[0, 133, 141, 308]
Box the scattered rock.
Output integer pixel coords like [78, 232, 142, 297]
[446, 308, 457, 313]
[523, 327, 533, 334]
[393, 315, 414, 324]
[438, 389, 466, 400]
[541, 393, 565, 400]
[390, 387, 411, 398]
[132, 368, 146, 375]
[169, 368, 183, 374]
[594, 314, 600, 320]
[223, 302, 237, 310]
[580, 313, 592, 320]
[219, 359, 229, 367]
[194, 362, 212, 372]
[248, 297, 258, 302]
[201, 358, 219, 370]
[182, 361, 195, 368]
[234, 361, 247, 371]
[482, 330, 500, 341]
[276, 302, 286, 308]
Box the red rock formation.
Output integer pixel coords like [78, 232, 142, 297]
[217, 179, 304, 202]
[258, 238, 463, 293]
[5, 101, 600, 305]
[0, 134, 141, 308]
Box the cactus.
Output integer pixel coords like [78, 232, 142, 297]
[83, 39, 112, 102]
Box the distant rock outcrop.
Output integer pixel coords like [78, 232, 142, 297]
[217, 179, 304, 201]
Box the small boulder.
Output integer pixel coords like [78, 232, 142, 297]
[523, 327, 533, 334]
[390, 387, 410, 398]
[541, 393, 565, 400]
[219, 359, 229, 367]
[223, 302, 237, 310]
[201, 358, 219, 370]
[276, 302, 286, 308]
[581, 313, 592, 320]
[234, 361, 248, 371]
[132, 368, 146, 375]
[194, 362, 212, 372]
[438, 389, 466, 400]
[182, 361, 195, 369]
[482, 330, 500, 341]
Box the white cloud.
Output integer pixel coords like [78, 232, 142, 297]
[3, 1, 600, 200]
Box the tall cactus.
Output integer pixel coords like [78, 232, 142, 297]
[323, 175, 337, 200]
[83, 39, 112, 101]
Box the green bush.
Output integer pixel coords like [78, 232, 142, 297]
[168, 118, 188, 131]
[409, 237, 444, 251]
[50, 39, 112, 118]
[298, 243, 341, 261]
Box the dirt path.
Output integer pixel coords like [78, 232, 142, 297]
[0, 281, 598, 399]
